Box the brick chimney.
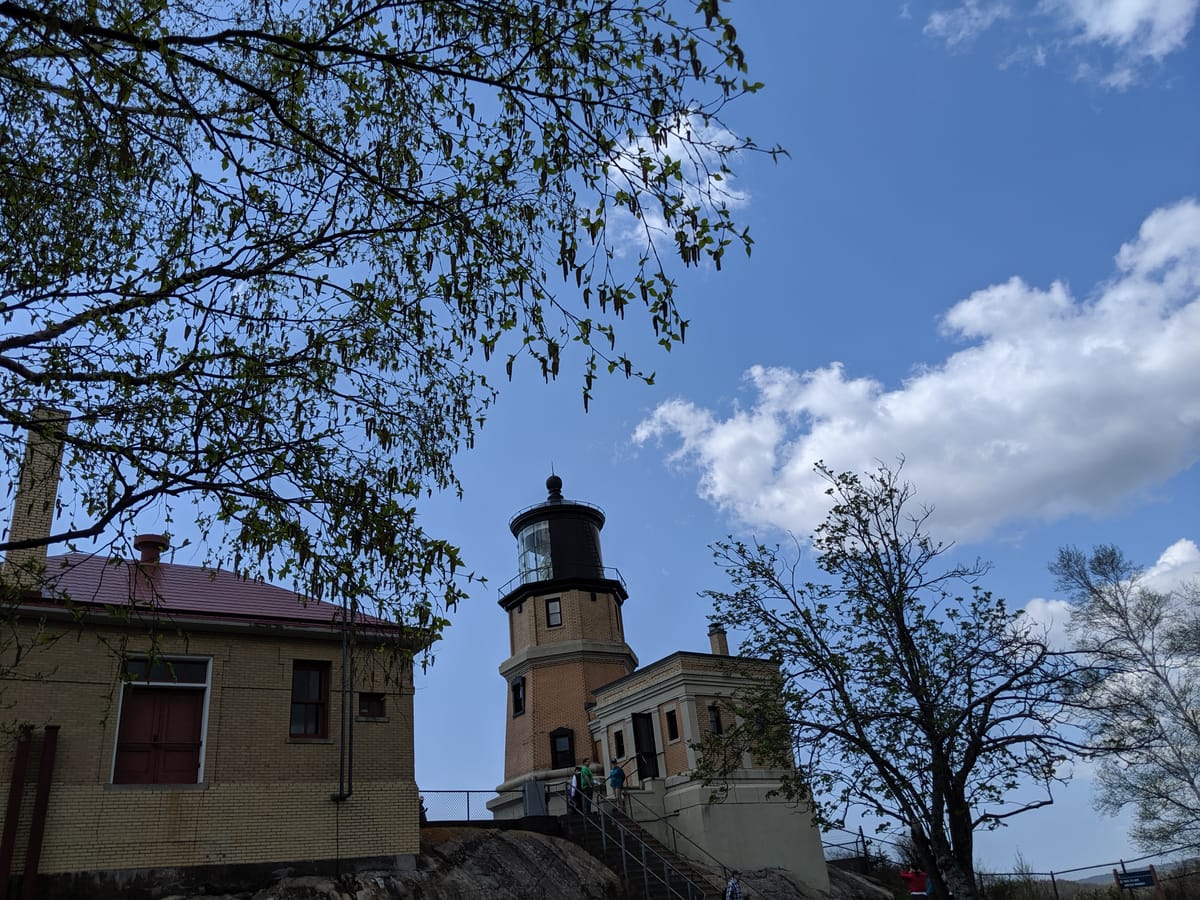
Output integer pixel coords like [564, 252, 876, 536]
[708, 622, 730, 656]
[2, 408, 68, 589]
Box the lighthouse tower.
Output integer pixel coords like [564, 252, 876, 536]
[490, 475, 636, 815]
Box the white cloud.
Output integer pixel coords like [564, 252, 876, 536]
[1022, 596, 1075, 647]
[1143, 537, 1200, 591]
[1053, 0, 1199, 61]
[923, 0, 1198, 85]
[925, 1, 1012, 46]
[633, 199, 1200, 542]
[605, 114, 749, 257]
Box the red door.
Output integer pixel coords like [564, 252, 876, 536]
[114, 687, 203, 784]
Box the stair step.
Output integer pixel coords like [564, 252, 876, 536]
[557, 811, 711, 899]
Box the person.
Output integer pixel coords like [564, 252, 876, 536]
[608, 759, 627, 808]
[724, 869, 742, 900]
[900, 867, 929, 897]
[579, 758, 595, 813]
[567, 767, 579, 810]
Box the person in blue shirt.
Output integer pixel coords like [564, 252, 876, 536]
[608, 759, 627, 808]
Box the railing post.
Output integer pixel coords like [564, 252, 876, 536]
[641, 840, 650, 897]
[620, 823, 629, 882]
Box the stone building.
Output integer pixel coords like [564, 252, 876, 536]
[489, 476, 830, 892]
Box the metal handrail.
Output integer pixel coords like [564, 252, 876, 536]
[622, 788, 727, 875]
[620, 786, 776, 900]
[555, 782, 708, 900]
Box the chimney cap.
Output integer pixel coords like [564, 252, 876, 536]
[707, 622, 727, 635]
[134, 533, 169, 563]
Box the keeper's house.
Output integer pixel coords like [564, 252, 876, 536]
[0, 420, 420, 899]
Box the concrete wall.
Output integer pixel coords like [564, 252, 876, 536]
[664, 774, 830, 893]
[0, 621, 418, 877]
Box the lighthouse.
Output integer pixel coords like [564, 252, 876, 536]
[489, 475, 637, 815]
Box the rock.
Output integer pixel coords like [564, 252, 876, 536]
[168, 826, 892, 900]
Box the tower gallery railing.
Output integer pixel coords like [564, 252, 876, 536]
[495, 565, 627, 599]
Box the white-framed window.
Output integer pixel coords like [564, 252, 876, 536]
[112, 655, 211, 785]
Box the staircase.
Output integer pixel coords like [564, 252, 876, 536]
[559, 801, 720, 900]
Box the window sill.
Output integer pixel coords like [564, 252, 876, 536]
[287, 736, 334, 744]
[355, 716, 389, 724]
[106, 782, 209, 792]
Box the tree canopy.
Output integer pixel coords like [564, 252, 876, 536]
[700, 463, 1085, 900]
[1052, 545, 1200, 852]
[0, 0, 773, 641]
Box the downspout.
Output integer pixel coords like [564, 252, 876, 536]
[19, 725, 59, 900]
[0, 726, 33, 900]
[331, 597, 354, 803]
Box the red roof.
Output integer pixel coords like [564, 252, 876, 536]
[37, 553, 392, 632]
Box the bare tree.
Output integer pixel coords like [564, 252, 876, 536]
[1051, 546, 1200, 851]
[700, 463, 1087, 900]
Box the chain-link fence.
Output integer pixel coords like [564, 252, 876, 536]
[968, 844, 1200, 900]
[420, 789, 522, 821]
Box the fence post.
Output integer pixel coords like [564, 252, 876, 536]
[859, 827, 868, 873]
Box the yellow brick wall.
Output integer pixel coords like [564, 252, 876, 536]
[660, 702, 689, 776]
[509, 588, 624, 653]
[1, 408, 67, 586]
[0, 621, 418, 875]
[504, 656, 630, 778]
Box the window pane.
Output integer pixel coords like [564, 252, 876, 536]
[125, 657, 207, 684]
[290, 661, 329, 737]
[517, 521, 552, 583]
[359, 692, 386, 718]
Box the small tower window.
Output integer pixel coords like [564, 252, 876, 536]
[546, 597, 562, 628]
[550, 727, 575, 769]
[707, 703, 723, 736]
[614, 729, 625, 758]
[511, 676, 526, 717]
[665, 709, 679, 742]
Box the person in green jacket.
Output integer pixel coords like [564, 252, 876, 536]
[579, 759, 595, 813]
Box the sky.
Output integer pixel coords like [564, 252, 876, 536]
[9, 0, 1193, 883]
[407, 0, 1200, 879]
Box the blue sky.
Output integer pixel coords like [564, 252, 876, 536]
[411, 0, 1200, 878]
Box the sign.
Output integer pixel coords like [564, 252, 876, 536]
[1113, 868, 1155, 889]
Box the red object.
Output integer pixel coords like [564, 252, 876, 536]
[36, 553, 390, 630]
[900, 869, 929, 894]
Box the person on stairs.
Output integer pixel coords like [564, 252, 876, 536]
[724, 869, 743, 900]
[579, 758, 595, 813]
